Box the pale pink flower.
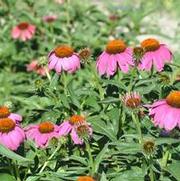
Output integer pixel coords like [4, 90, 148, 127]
[139, 38, 172, 71]
[58, 115, 93, 145]
[96, 39, 134, 76]
[43, 15, 58, 23]
[0, 106, 22, 124]
[48, 45, 80, 74]
[0, 118, 25, 150]
[26, 60, 47, 76]
[11, 22, 36, 41]
[148, 91, 180, 131]
[25, 121, 60, 148]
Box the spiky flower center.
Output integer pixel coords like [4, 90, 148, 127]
[143, 140, 155, 154]
[0, 106, 10, 118]
[126, 98, 141, 108]
[77, 176, 95, 181]
[18, 22, 29, 30]
[38, 121, 54, 133]
[141, 38, 160, 52]
[166, 91, 180, 108]
[54, 45, 74, 58]
[76, 125, 89, 137]
[69, 115, 85, 125]
[0, 118, 15, 133]
[122, 92, 141, 109]
[79, 48, 91, 60]
[106, 40, 126, 54]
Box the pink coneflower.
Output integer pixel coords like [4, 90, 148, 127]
[0, 106, 22, 123]
[48, 45, 80, 74]
[121, 92, 141, 109]
[11, 22, 36, 41]
[25, 121, 60, 148]
[0, 118, 25, 150]
[149, 91, 180, 131]
[139, 38, 172, 71]
[96, 40, 134, 76]
[42, 15, 58, 23]
[26, 60, 47, 76]
[58, 115, 92, 145]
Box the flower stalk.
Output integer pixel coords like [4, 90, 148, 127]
[85, 140, 95, 176]
[132, 112, 143, 143]
[39, 143, 61, 173]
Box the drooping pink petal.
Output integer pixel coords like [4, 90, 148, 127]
[58, 121, 72, 136]
[8, 113, 22, 123]
[70, 128, 83, 145]
[48, 54, 59, 70]
[20, 31, 27, 41]
[96, 52, 109, 75]
[106, 55, 117, 75]
[25, 30, 33, 40]
[11, 27, 21, 39]
[55, 60, 62, 73]
[28, 25, 36, 34]
[159, 45, 172, 62]
[152, 52, 164, 72]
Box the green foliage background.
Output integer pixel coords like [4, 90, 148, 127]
[0, 0, 180, 180]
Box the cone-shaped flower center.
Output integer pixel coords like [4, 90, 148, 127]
[79, 48, 91, 60]
[141, 38, 160, 52]
[54, 45, 74, 58]
[166, 91, 180, 108]
[38, 121, 54, 133]
[106, 40, 126, 54]
[69, 115, 85, 125]
[76, 125, 89, 137]
[143, 140, 155, 154]
[122, 92, 141, 109]
[77, 176, 95, 181]
[0, 106, 10, 118]
[0, 118, 15, 133]
[18, 22, 29, 30]
[126, 98, 141, 108]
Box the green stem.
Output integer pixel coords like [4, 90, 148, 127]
[85, 141, 95, 176]
[149, 167, 154, 181]
[14, 162, 21, 181]
[62, 72, 68, 95]
[132, 112, 143, 143]
[39, 144, 61, 174]
[45, 67, 51, 82]
[161, 149, 169, 168]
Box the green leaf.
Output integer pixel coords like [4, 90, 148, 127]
[0, 144, 32, 166]
[111, 167, 144, 181]
[94, 143, 109, 173]
[26, 176, 41, 181]
[166, 161, 180, 180]
[110, 141, 141, 154]
[91, 120, 117, 141]
[156, 138, 180, 145]
[0, 173, 16, 181]
[100, 172, 108, 181]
